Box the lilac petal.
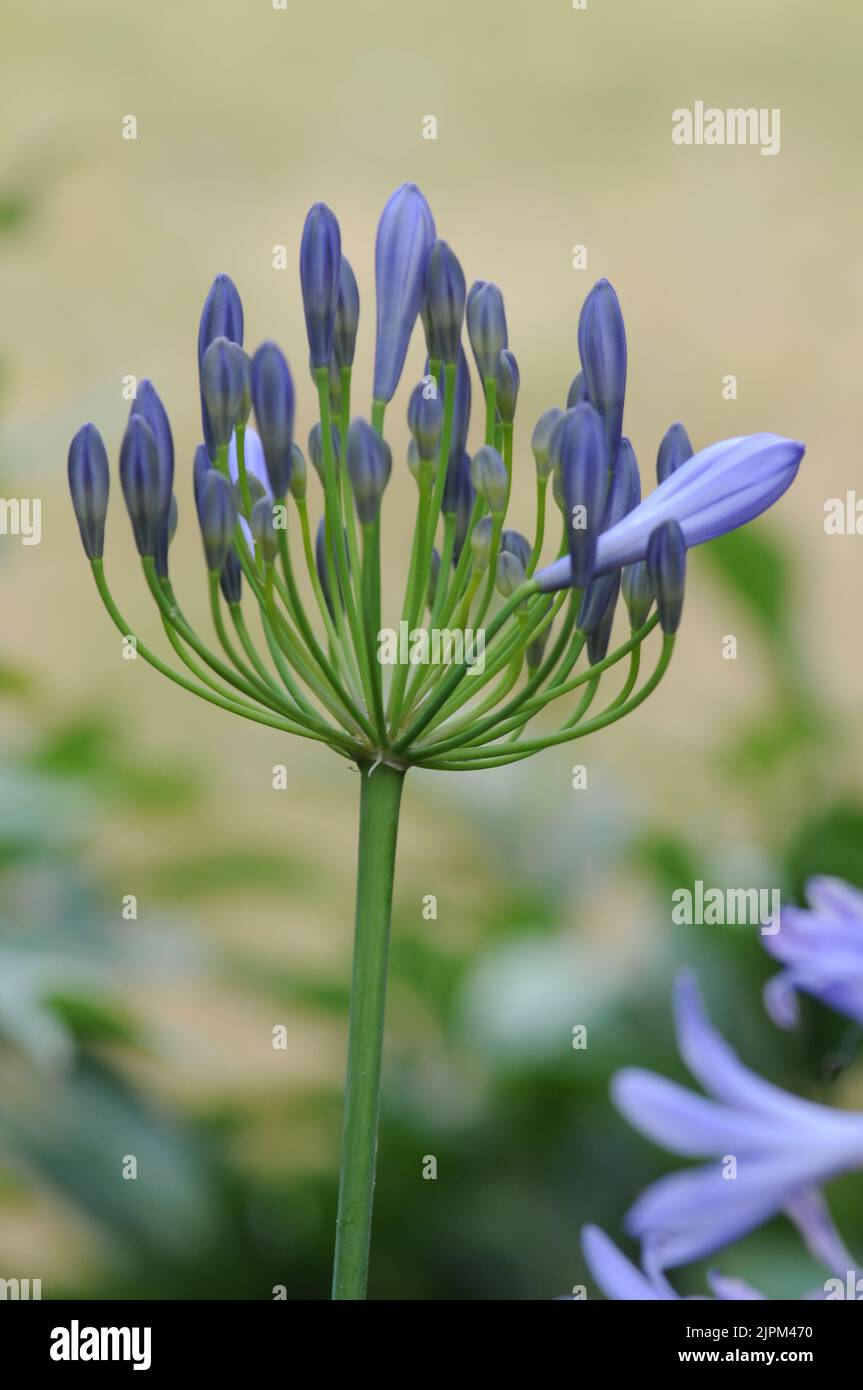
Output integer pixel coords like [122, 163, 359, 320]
[612, 1069, 789, 1156]
[581, 1226, 673, 1300]
[707, 1272, 767, 1300]
[228, 427, 271, 496]
[785, 1188, 858, 1281]
[805, 876, 863, 917]
[763, 971, 801, 1030]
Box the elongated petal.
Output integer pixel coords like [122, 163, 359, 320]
[373, 183, 436, 403]
[582, 1226, 672, 1300]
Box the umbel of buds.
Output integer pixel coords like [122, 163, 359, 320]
[66, 183, 804, 1301]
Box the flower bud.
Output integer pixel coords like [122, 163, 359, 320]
[586, 573, 621, 665]
[300, 202, 341, 369]
[373, 183, 436, 403]
[496, 349, 520, 425]
[500, 528, 531, 571]
[647, 520, 686, 633]
[289, 443, 307, 501]
[496, 548, 525, 597]
[427, 547, 441, 608]
[155, 494, 178, 580]
[470, 514, 494, 571]
[470, 445, 508, 515]
[233, 472, 267, 513]
[656, 421, 693, 484]
[531, 407, 563, 480]
[621, 559, 654, 630]
[251, 496, 279, 563]
[466, 281, 508, 382]
[201, 337, 247, 450]
[251, 341, 295, 497]
[333, 254, 360, 369]
[220, 548, 243, 604]
[566, 371, 588, 408]
[439, 347, 472, 507]
[452, 452, 476, 560]
[198, 274, 244, 459]
[197, 470, 238, 573]
[308, 422, 340, 481]
[578, 569, 619, 636]
[407, 438, 422, 485]
[130, 381, 174, 520]
[408, 380, 443, 463]
[550, 403, 607, 587]
[193, 443, 212, 507]
[578, 279, 626, 472]
[120, 414, 161, 556]
[347, 419, 392, 524]
[68, 423, 110, 559]
[423, 239, 466, 364]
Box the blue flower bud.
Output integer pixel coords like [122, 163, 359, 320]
[333, 254, 360, 369]
[373, 183, 436, 403]
[155, 494, 178, 580]
[233, 472, 267, 514]
[452, 452, 476, 560]
[496, 548, 525, 597]
[193, 443, 212, 508]
[501, 528, 531, 571]
[470, 514, 494, 571]
[219, 547, 243, 604]
[656, 421, 693, 484]
[198, 274, 244, 460]
[197, 470, 238, 573]
[201, 337, 247, 450]
[603, 437, 641, 528]
[423, 239, 466, 364]
[531, 407, 563, 480]
[586, 573, 621, 665]
[466, 281, 508, 382]
[550, 403, 608, 586]
[647, 520, 686, 633]
[408, 380, 443, 462]
[289, 443, 307, 501]
[347, 419, 392, 524]
[470, 445, 508, 515]
[566, 371, 588, 408]
[407, 438, 422, 485]
[300, 202, 341, 369]
[120, 414, 161, 556]
[251, 496, 279, 563]
[251, 341, 295, 497]
[308, 422, 340, 481]
[438, 347, 472, 509]
[577, 279, 626, 472]
[496, 349, 520, 425]
[578, 569, 618, 635]
[68, 423, 110, 560]
[621, 559, 654, 630]
[130, 380, 174, 513]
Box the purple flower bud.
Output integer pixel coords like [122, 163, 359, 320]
[496, 349, 520, 425]
[251, 341, 295, 497]
[120, 414, 161, 556]
[647, 519, 686, 633]
[470, 514, 494, 570]
[423, 239, 466, 364]
[531, 407, 563, 480]
[466, 281, 508, 382]
[201, 337, 247, 450]
[289, 443, 307, 501]
[193, 443, 212, 507]
[373, 183, 436, 403]
[130, 380, 175, 569]
[333, 254, 360, 370]
[656, 421, 693, 484]
[496, 548, 524, 597]
[579, 569, 619, 639]
[68, 423, 110, 560]
[308, 422, 340, 481]
[408, 380, 443, 462]
[586, 572, 621, 664]
[346, 419, 392, 524]
[566, 371, 588, 409]
[437, 347, 473, 509]
[578, 279, 627, 472]
[219, 548, 243, 604]
[578, 439, 640, 630]
[155, 493, 178, 580]
[500, 528, 531, 571]
[250, 496, 279, 563]
[621, 559, 654, 629]
[300, 202, 341, 369]
[470, 445, 508, 515]
[550, 403, 607, 587]
[452, 453, 476, 560]
[198, 274, 244, 459]
[196, 470, 237, 573]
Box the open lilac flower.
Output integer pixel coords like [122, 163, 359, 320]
[612, 972, 863, 1271]
[581, 1225, 765, 1301]
[764, 876, 863, 1029]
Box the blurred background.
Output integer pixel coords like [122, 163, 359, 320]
[1, 0, 862, 1299]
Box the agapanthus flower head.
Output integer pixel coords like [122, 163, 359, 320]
[68, 423, 110, 560]
[373, 183, 436, 404]
[578, 278, 627, 472]
[300, 202, 341, 370]
[423, 239, 466, 365]
[251, 341, 295, 497]
[347, 419, 392, 524]
[496, 349, 520, 425]
[764, 876, 863, 1029]
[407, 381, 443, 463]
[119, 414, 162, 556]
[470, 444, 508, 515]
[647, 520, 686, 634]
[466, 280, 508, 383]
[333, 254, 360, 370]
[657, 421, 693, 483]
[196, 469, 237, 573]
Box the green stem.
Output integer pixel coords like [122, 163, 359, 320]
[332, 760, 406, 1300]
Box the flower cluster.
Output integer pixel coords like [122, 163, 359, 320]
[67, 184, 804, 772]
[583, 879, 863, 1301]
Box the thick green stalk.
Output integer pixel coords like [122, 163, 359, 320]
[332, 761, 406, 1300]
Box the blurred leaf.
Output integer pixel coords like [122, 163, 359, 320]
[151, 848, 309, 899]
[28, 713, 201, 809]
[0, 192, 31, 236]
[783, 801, 863, 899]
[704, 525, 792, 646]
[45, 993, 143, 1048]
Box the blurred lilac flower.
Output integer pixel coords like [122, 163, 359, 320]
[580, 1225, 766, 1301]
[764, 877, 863, 1029]
[612, 971, 863, 1271]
